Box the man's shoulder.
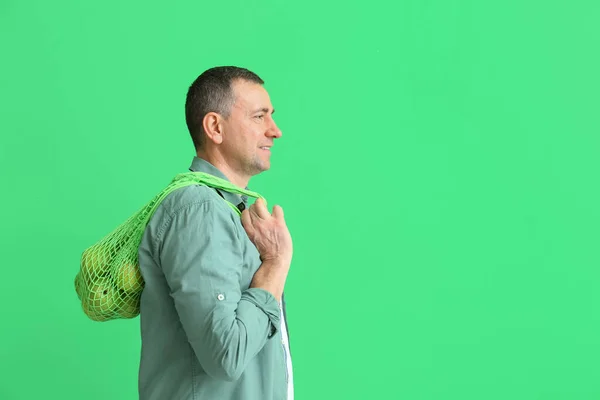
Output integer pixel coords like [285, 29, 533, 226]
[158, 183, 223, 216]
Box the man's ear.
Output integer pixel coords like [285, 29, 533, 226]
[202, 112, 224, 145]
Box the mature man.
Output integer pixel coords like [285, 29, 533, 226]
[136, 66, 294, 400]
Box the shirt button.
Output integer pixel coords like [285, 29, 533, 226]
[217, 294, 225, 301]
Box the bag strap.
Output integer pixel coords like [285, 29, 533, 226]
[176, 171, 265, 216]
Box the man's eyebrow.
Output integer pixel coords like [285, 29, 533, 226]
[253, 107, 275, 114]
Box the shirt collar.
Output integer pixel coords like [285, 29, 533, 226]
[188, 156, 249, 208]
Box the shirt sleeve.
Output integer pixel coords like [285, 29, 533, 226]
[155, 199, 281, 382]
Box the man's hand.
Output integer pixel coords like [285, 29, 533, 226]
[241, 198, 293, 302]
[241, 198, 293, 265]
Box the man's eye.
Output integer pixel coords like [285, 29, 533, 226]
[255, 115, 264, 119]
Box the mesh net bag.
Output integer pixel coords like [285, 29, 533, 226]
[74, 171, 264, 322]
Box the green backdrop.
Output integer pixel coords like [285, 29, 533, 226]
[1, 0, 599, 399]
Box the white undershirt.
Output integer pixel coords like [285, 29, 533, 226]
[280, 303, 294, 400]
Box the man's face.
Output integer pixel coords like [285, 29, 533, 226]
[221, 79, 282, 178]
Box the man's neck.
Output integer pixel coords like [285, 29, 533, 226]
[195, 150, 249, 189]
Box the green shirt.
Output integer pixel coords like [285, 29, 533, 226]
[137, 156, 289, 400]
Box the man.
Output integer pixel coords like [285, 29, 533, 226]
[136, 66, 294, 400]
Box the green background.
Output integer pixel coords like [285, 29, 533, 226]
[1, 0, 599, 398]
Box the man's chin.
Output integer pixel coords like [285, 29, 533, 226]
[249, 162, 270, 176]
[258, 164, 271, 173]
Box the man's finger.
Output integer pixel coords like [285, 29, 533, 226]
[272, 204, 284, 221]
[253, 198, 271, 220]
[241, 209, 254, 232]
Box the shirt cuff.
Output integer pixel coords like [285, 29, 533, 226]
[240, 288, 281, 339]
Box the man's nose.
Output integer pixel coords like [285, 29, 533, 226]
[268, 119, 282, 138]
